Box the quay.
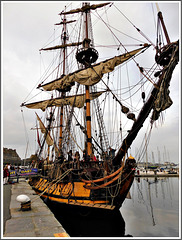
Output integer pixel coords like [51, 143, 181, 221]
[135, 173, 179, 177]
[3, 178, 70, 238]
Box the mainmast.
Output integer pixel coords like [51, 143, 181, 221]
[57, 2, 111, 158]
[84, 3, 93, 157]
[76, 2, 99, 158]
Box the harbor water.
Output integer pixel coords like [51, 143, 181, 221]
[47, 177, 179, 237]
[121, 177, 179, 237]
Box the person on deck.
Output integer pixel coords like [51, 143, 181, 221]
[58, 150, 64, 164]
[74, 151, 80, 169]
[109, 147, 116, 159]
[68, 150, 73, 168]
[83, 150, 87, 161]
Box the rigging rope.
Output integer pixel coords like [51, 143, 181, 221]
[113, 4, 155, 47]
[95, 5, 158, 89]
[21, 109, 31, 158]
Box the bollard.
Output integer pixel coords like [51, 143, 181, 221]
[16, 194, 31, 211]
[21, 200, 31, 211]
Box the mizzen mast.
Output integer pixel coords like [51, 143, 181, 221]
[54, 12, 76, 155]
[58, 14, 67, 152]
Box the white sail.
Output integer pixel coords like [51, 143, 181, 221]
[24, 91, 105, 111]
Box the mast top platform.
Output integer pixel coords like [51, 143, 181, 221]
[76, 38, 99, 65]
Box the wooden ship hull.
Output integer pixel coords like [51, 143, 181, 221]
[29, 158, 136, 211]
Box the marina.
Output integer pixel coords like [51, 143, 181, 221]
[135, 170, 179, 178]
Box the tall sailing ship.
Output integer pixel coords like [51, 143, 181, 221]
[21, 2, 179, 213]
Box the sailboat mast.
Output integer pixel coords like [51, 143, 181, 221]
[59, 14, 67, 152]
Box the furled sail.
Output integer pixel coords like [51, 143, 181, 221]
[39, 46, 149, 92]
[55, 20, 76, 25]
[36, 113, 53, 146]
[60, 2, 111, 15]
[151, 41, 179, 121]
[40, 42, 83, 51]
[23, 91, 105, 111]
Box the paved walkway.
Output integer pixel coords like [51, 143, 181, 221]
[3, 184, 11, 234]
[3, 179, 70, 238]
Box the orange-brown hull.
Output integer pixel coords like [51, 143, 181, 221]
[29, 168, 135, 211]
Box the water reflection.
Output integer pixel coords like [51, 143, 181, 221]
[145, 178, 157, 226]
[44, 177, 179, 237]
[121, 177, 179, 237]
[46, 200, 132, 237]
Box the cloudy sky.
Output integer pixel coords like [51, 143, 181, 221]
[2, 1, 180, 163]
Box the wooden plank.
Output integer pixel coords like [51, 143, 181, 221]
[68, 201, 115, 210]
